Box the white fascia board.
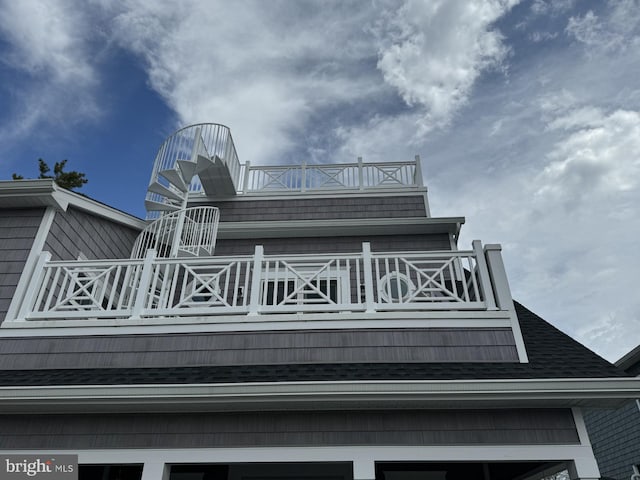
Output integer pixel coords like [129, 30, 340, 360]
[189, 187, 429, 202]
[0, 179, 69, 210]
[0, 378, 638, 413]
[217, 216, 465, 239]
[0, 179, 146, 230]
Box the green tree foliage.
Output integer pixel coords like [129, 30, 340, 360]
[12, 159, 88, 190]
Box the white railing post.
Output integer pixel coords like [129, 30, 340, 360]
[414, 154, 424, 187]
[361, 242, 376, 312]
[131, 249, 157, 319]
[357, 157, 364, 190]
[472, 240, 497, 310]
[16, 251, 51, 321]
[301, 161, 307, 192]
[242, 161, 251, 194]
[484, 244, 515, 311]
[248, 245, 264, 316]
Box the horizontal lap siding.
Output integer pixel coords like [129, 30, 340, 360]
[216, 234, 451, 256]
[214, 195, 427, 222]
[0, 328, 519, 369]
[0, 208, 44, 323]
[0, 409, 579, 449]
[44, 207, 140, 261]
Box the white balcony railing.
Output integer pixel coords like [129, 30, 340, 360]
[14, 242, 510, 322]
[242, 158, 423, 193]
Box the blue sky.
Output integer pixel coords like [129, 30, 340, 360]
[0, 0, 639, 361]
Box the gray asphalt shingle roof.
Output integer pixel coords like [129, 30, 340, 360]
[0, 302, 626, 386]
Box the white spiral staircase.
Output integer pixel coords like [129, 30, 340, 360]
[132, 124, 240, 259]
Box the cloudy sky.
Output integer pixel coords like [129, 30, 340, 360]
[0, 0, 638, 361]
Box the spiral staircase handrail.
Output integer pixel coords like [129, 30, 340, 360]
[131, 206, 220, 259]
[145, 123, 241, 219]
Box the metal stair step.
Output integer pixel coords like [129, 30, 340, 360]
[159, 168, 189, 192]
[147, 181, 184, 202]
[144, 200, 181, 212]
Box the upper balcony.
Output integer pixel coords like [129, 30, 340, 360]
[145, 123, 424, 219]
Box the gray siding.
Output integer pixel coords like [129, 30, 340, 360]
[44, 206, 140, 261]
[216, 234, 451, 256]
[584, 401, 640, 480]
[0, 208, 44, 323]
[213, 195, 427, 222]
[0, 328, 519, 370]
[0, 409, 579, 449]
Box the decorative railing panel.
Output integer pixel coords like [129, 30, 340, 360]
[243, 159, 420, 193]
[25, 257, 144, 320]
[16, 242, 504, 322]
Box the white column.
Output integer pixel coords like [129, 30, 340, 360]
[140, 462, 169, 480]
[567, 456, 600, 480]
[353, 458, 376, 480]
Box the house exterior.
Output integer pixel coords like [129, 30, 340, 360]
[584, 345, 640, 480]
[0, 123, 638, 480]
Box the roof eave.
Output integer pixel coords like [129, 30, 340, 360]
[0, 179, 146, 230]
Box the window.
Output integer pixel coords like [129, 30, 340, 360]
[378, 272, 414, 303]
[263, 278, 339, 305]
[260, 266, 349, 308]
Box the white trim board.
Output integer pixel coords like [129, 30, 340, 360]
[0, 445, 601, 480]
[188, 187, 429, 202]
[3, 207, 57, 322]
[0, 377, 638, 413]
[0, 311, 514, 336]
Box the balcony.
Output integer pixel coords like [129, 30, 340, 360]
[10, 241, 514, 324]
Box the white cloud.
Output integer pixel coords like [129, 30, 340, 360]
[530, 0, 574, 16]
[566, 1, 640, 52]
[375, 0, 518, 134]
[537, 108, 640, 204]
[106, 0, 387, 164]
[0, 0, 94, 83]
[0, 0, 100, 144]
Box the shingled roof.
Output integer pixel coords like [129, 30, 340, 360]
[0, 303, 626, 386]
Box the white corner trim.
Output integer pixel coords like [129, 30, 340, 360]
[510, 309, 529, 363]
[571, 408, 593, 447]
[4, 207, 57, 323]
